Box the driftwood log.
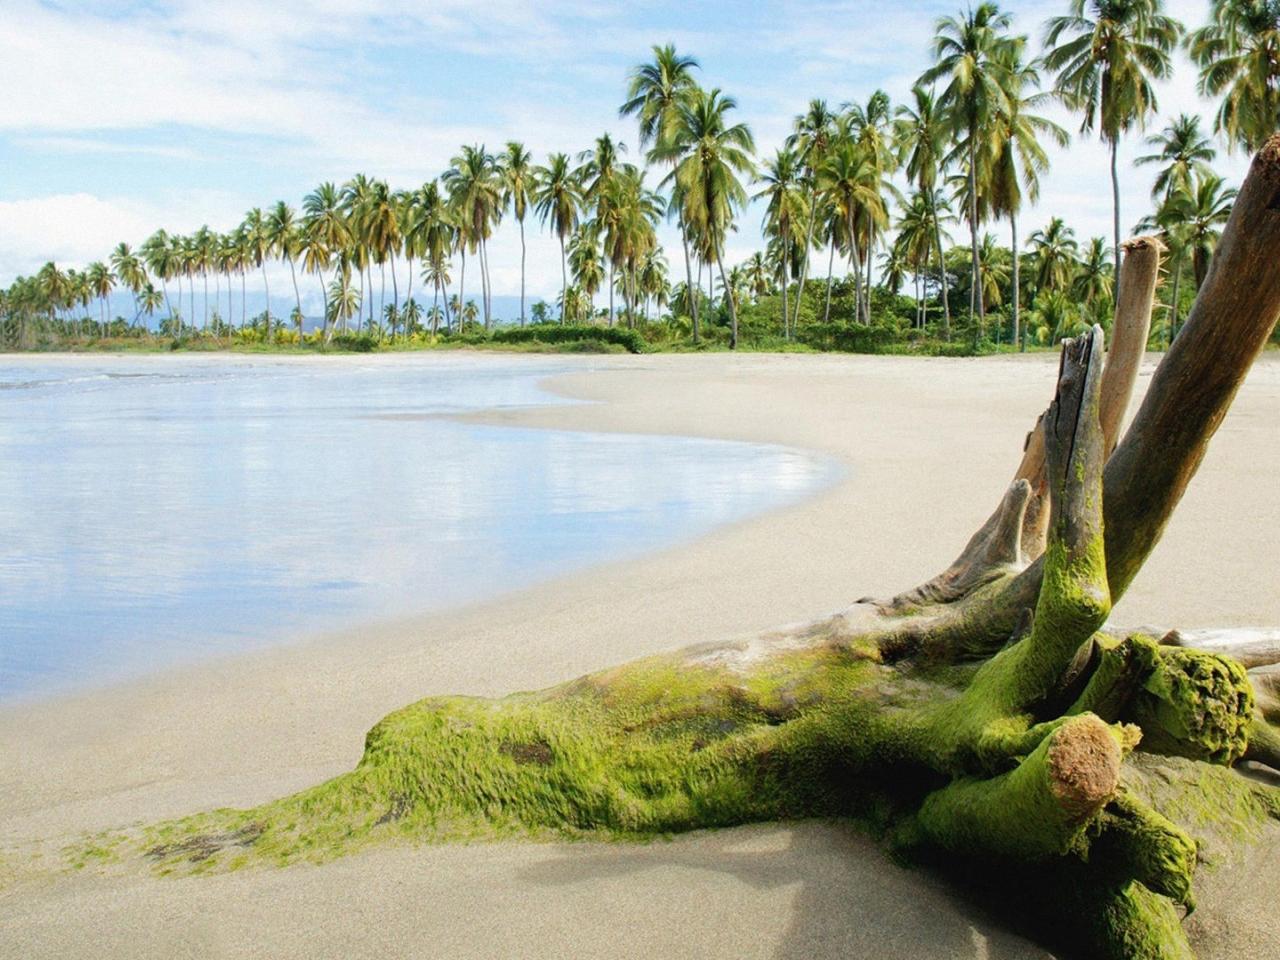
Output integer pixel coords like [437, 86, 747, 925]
[140, 136, 1280, 960]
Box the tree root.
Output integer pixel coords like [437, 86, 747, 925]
[108, 137, 1280, 959]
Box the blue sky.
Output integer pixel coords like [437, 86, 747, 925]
[0, 0, 1250, 314]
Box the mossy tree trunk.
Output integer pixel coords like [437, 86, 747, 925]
[142, 138, 1280, 960]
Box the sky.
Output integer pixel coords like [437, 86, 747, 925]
[0, 0, 1252, 316]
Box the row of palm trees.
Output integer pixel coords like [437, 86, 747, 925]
[2, 0, 1274, 349]
[740, 0, 1268, 347]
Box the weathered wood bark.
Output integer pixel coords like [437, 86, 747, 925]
[875, 231, 1163, 614]
[129, 137, 1280, 960]
[1099, 236, 1162, 455]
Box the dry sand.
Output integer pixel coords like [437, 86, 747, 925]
[2, 350, 1278, 960]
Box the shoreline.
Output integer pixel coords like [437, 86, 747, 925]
[3, 350, 1278, 959]
[0, 350, 842, 709]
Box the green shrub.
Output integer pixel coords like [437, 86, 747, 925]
[329, 333, 379, 352]
[487, 323, 646, 354]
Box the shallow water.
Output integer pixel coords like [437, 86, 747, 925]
[0, 355, 836, 701]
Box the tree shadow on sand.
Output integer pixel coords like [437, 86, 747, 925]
[517, 822, 1057, 960]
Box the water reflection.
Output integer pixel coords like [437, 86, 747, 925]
[0, 356, 836, 700]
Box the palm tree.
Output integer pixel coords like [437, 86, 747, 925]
[1073, 236, 1115, 314]
[499, 141, 534, 324]
[976, 233, 1011, 314]
[443, 148, 500, 328]
[569, 226, 605, 319]
[818, 141, 884, 326]
[364, 179, 403, 324]
[1135, 114, 1217, 200]
[597, 165, 663, 328]
[328, 267, 360, 335]
[405, 181, 455, 332]
[1028, 216, 1081, 299]
[302, 184, 345, 341]
[422, 259, 452, 332]
[620, 44, 701, 333]
[1190, 0, 1280, 153]
[786, 99, 839, 334]
[1044, 0, 1183, 297]
[176, 235, 197, 332]
[844, 90, 898, 322]
[988, 44, 1068, 349]
[638, 248, 669, 322]
[754, 148, 808, 337]
[192, 226, 218, 328]
[242, 207, 272, 332]
[896, 191, 954, 328]
[216, 234, 238, 334]
[230, 227, 252, 330]
[668, 88, 756, 348]
[894, 85, 953, 336]
[268, 201, 304, 325]
[1176, 171, 1237, 289]
[580, 133, 627, 324]
[923, 2, 1015, 326]
[743, 252, 770, 301]
[138, 283, 164, 326]
[340, 175, 377, 327]
[109, 242, 146, 328]
[402, 298, 422, 336]
[533, 152, 583, 324]
[140, 231, 177, 324]
[85, 261, 115, 335]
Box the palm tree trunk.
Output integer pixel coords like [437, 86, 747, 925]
[519, 217, 527, 325]
[320, 271, 331, 344]
[241, 272, 247, 331]
[794, 182, 818, 334]
[390, 254, 400, 337]
[442, 268, 453, 332]
[933, 210, 951, 340]
[559, 234, 568, 325]
[968, 131, 981, 326]
[260, 263, 271, 338]
[458, 249, 466, 330]
[608, 261, 615, 327]
[161, 280, 173, 328]
[1168, 256, 1183, 346]
[681, 224, 698, 342]
[846, 211, 862, 325]
[289, 256, 302, 335]
[862, 227, 874, 324]
[781, 231, 791, 338]
[860, 229, 869, 325]
[717, 252, 738, 350]
[823, 239, 835, 323]
[1111, 137, 1122, 306]
[479, 240, 491, 330]
[1012, 215, 1022, 352]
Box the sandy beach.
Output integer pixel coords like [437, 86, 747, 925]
[2, 350, 1278, 959]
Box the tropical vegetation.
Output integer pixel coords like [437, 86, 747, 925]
[3, 1, 1274, 354]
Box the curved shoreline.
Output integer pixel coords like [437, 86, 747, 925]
[2, 351, 1278, 960]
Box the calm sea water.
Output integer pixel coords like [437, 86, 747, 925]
[0, 355, 835, 701]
